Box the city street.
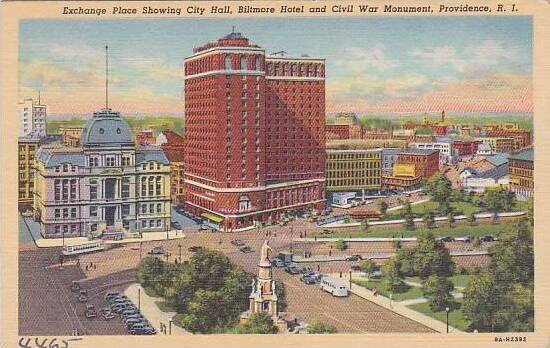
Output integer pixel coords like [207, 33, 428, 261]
[19, 215, 494, 334]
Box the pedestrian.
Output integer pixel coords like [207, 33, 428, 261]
[329, 250, 332, 256]
[314, 236, 317, 241]
[93, 264, 96, 270]
[317, 265, 320, 272]
[85, 265, 89, 271]
[76, 258, 80, 267]
[299, 232, 303, 238]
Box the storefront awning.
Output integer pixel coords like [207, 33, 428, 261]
[201, 212, 224, 223]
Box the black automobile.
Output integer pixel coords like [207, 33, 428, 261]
[480, 235, 495, 242]
[301, 275, 317, 284]
[462, 235, 473, 243]
[345, 255, 362, 261]
[285, 266, 300, 275]
[188, 246, 204, 253]
[171, 221, 182, 230]
[239, 246, 253, 253]
[231, 239, 245, 246]
[439, 236, 455, 243]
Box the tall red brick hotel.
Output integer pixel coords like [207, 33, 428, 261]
[183, 32, 326, 230]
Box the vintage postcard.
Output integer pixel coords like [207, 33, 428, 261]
[1, 1, 549, 347]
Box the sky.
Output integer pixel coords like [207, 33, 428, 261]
[19, 16, 532, 116]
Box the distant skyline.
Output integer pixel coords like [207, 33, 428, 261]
[19, 16, 532, 116]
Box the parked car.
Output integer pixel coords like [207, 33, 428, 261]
[345, 255, 362, 261]
[320, 229, 333, 235]
[301, 275, 317, 284]
[198, 225, 209, 231]
[285, 265, 300, 275]
[231, 239, 245, 246]
[171, 221, 182, 230]
[462, 235, 473, 243]
[439, 236, 455, 243]
[239, 246, 253, 253]
[271, 258, 285, 268]
[70, 281, 80, 292]
[85, 304, 97, 318]
[104, 291, 120, 300]
[188, 246, 203, 253]
[349, 265, 361, 272]
[480, 235, 495, 242]
[148, 246, 165, 255]
[78, 290, 88, 303]
[129, 324, 156, 335]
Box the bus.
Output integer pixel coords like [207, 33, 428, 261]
[320, 276, 349, 297]
[62, 241, 105, 256]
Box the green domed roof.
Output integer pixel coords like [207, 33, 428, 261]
[81, 108, 134, 147]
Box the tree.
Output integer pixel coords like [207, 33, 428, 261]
[395, 248, 415, 276]
[489, 219, 533, 284]
[237, 312, 277, 334]
[466, 212, 476, 225]
[484, 187, 516, 215]
[526, 197, 534, 227]
[422, 275, 454, 312]
[423, 211, 436, 229]
[361, 218, 370, 232]
[462, 271, 500, 332]
[137, 256, 165, 295]
[335, 239, 347, 251]
[450, 188, 466, 202]
[447, 210, 455, 228]
[274, 280, 287, 312]
[343, 216, 352, 223]
[308, 321, 337, 334]
[176, 289, 225, 333]
[402, 200, 415, 230]
[360, 259, 376, 281]
[382, 257, 404, 292]
[379, 200, 388, 215]
[425, 172, 452, 214]
[412, 230, 453, 278]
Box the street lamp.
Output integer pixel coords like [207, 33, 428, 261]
[349, 270, 352, 290]
[139, 241, 143, 260]
[138, 287, 141, 311]
[290, 227, 294, 253]
[445, 306, 450, 333]
[178, 244, 182, 263]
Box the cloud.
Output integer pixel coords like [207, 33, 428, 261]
[409, 40, 522, 73]
[336, 44, 399, 72]
[45, 42, 101, 61]
[127, 58, 183, 82]
[326, 72, 532, 113]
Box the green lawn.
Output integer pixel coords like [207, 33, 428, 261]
[322, 220, 517, 239]
[405, 274, 472, 289]
[352, 277, 424, 301]
[155, 301, 177, 313]
[383, 201, 483, 220]
[407, 299, 470, 332]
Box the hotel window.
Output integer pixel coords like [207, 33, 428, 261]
[89, 180, 98, 200]
[157, 219, 162, 227]
[255, 56, 261, 71]
[70, 179, 77, 201]
[225, 55, 232, 70]
[63, 164, 68, 172]
[240, 56, 247, 70]
[157, 203, 162, 213]
[55, 166, 60, 173]
[149, 162, 154, 170]
[121, 178, 130, 198]
[90, 206, 98, 217]
[71, 225, 77, 234]
[70, 208, 77, 218]
[54, 180, 61, 201]
[54, 209, 61, 219]
[141, 220, 147, 228]
[62, 208, 69, 219]
[62, 179, 69, 200]
[141, 177, 147, 196]
[149, 220, 154, 228]
[148, 177, 154, 196]
[141, 204, 147, 214]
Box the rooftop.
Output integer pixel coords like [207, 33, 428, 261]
[509, 147, 534, 162]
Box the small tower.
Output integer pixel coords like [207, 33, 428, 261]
[248, 240, 278, 318]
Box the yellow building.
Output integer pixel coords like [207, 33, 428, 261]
[18, 137, 40, 208]
[326, 148, 382, 192]
[508, 148, 533, 200]
[59, 127, 83, 147]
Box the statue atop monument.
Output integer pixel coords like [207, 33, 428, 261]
[260, 240, 273, 264]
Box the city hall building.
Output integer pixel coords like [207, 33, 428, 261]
[183, 32, 326, 229]
[34, 108, 171, 239]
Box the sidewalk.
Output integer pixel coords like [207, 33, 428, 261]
[34, 230, 186, 248]
[124, 283, 189, 336]
[331, 273, 463, 333]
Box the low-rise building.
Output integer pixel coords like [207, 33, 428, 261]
[508, 147, 533, 200]
[158, 130, 185, 206]
[381, 148, 401, 175]
[326, 147, 382, 194]
[409, 138, 456, 165]
[18, 137, 40, 208]
[459, 154, 509, 193]
[381, 148, 439, 190]
[59, 127, 84, 147]
[33, 108, 171, 239]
